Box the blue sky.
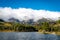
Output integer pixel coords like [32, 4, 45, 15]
[0, 0, 60, 11]
[0, 0, 60, 21]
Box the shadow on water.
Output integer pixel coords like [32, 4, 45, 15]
[0, 32, 59, 40]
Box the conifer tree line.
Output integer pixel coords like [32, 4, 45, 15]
[0, 19, 60, 32]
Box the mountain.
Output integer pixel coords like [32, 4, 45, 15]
[4, 17, 56, 25]
[0, 19, 5, 22]
[8, 18, 20, 22]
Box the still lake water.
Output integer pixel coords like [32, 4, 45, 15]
[0, 32, 60, 40]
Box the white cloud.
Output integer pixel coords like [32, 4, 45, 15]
[0, 7, 60, 21]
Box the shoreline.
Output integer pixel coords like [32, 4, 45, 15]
[0, 30, 60, 36]
[38, 30, 60, 35]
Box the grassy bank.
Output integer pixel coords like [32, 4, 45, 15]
[38, 30, 60, 35]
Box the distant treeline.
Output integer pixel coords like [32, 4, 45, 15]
[0, 19, 60, 32]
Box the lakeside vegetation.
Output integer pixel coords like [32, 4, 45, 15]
[0, 18, 60, 35]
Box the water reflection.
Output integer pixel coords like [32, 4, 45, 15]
[0, 32, 59, 40]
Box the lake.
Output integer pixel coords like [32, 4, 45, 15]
[0, 32, 60, 40]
